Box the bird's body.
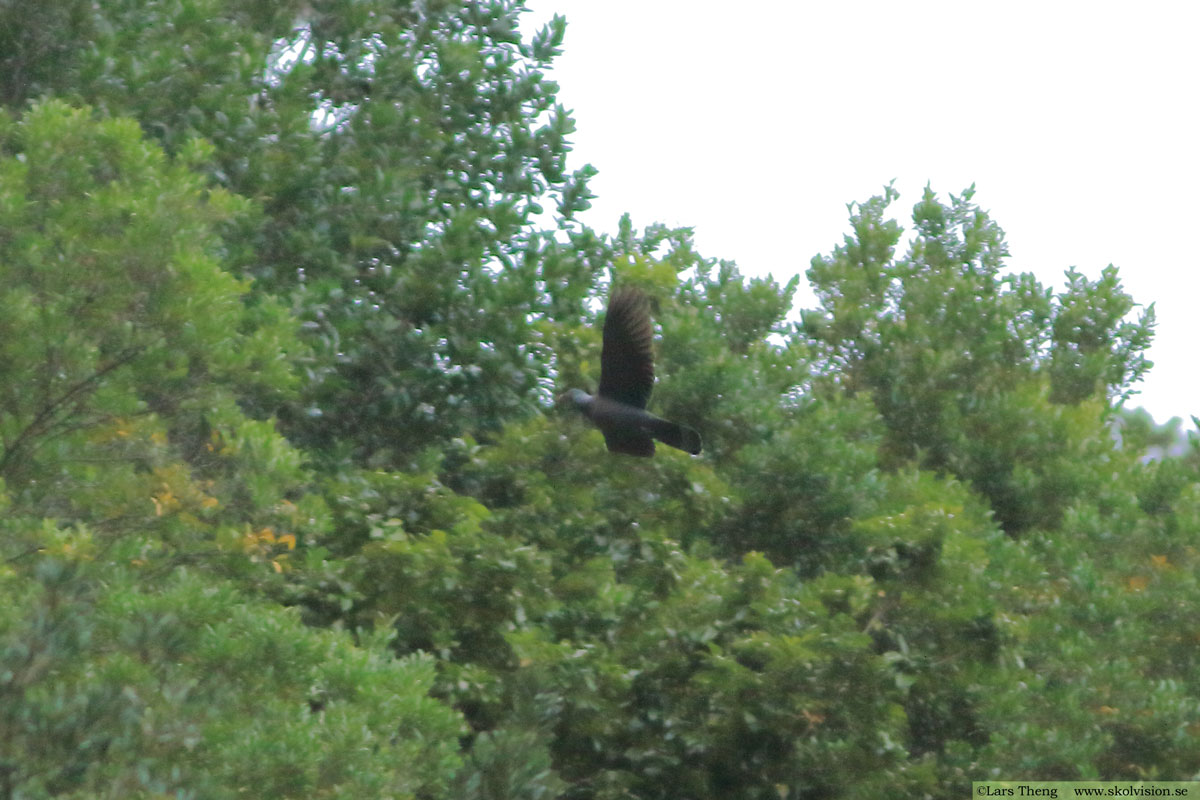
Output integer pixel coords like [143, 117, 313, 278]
[561, 288, 701, 457]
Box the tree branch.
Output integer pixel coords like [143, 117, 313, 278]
[0, 345, 147, 478]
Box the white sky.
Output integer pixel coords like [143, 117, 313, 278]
[521, 0, 1198, 427]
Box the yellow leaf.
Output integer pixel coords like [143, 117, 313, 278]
[1126, 575, 1148, 592]
[801, 709, 825, 726]
[152, 484, 179, 516]
[1150, 554, 1170, 569]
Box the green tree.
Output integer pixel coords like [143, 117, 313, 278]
[0, 553, 463, 798]
[803, 184, 1154, 534]
[0, 0, 601, 468]
[0, 101, 466, 797]
[0, 100, 299, 535]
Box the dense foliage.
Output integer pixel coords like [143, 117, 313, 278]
[1, 1, 1197, 798]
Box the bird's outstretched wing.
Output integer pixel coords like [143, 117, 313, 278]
[598, 287, 655, 410]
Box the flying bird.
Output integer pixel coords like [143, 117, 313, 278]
[561, 287, 702, 457]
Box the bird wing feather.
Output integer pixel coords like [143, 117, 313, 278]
[598, 286, 655, 410]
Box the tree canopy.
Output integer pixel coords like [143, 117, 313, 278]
[1, 1, 1196, 798]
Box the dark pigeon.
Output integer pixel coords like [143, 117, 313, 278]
[561, 287, 702, 456]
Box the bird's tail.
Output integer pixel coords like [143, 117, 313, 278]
[650, 418, 702, 455]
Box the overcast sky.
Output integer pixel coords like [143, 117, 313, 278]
[521, 1, 1197, 427]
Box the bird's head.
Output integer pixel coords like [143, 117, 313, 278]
[557, 388, 594, 412]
